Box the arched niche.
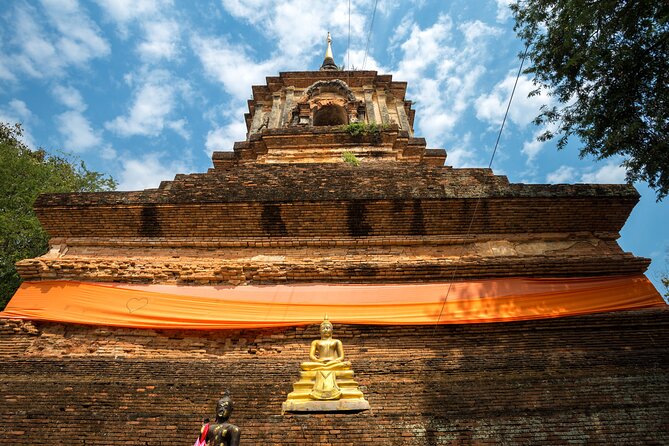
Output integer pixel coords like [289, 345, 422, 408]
[313, 103, 349, 126]
[291, 79, 364, 127]
[303, 79, 356, 103]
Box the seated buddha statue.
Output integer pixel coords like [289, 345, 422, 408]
[301, 316, 352, 399]
[282, 316, 370, 412]
[201, 391, 240, 446]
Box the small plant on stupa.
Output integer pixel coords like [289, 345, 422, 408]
[341, 122, 367, 136]
[341, 122, 388, 136]
[341, 122, 389, 144]
[341, 151, 360, 166]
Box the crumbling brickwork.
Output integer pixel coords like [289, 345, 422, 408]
[25, 161, 648, 284]
[15, 253, 649, 285]
[1, 309, 668, 445]
[4, 65, 665, 445]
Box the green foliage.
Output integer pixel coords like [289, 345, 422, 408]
[662, 275, 669, 301]
[511, 0, 669, 199]
[341, 122, 388, 137]
[0, 122, 116, 310]
[341, 151, 361, 166]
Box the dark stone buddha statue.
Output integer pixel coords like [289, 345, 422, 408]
[202, 391, 240, 446]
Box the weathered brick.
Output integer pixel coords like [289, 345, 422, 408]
[0, 310, 668, 444]
[3, 65, 663, 446]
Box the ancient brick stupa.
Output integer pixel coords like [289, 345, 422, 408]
[1, 36, 667, 444]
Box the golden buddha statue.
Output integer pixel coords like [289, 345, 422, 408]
[282, 316, 370, 413]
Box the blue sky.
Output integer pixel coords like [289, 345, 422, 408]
[0, 0, 667, 293]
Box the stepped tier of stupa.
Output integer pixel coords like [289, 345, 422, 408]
[1, 36, 666, 445]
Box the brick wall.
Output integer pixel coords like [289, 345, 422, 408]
[15, 253, 649, 285]
[1, 309, 668, 445]
[33, 162, 639, 241]
[34, 197, 637, 239]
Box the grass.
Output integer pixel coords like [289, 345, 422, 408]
[341, 151, 361, 166]
[341, 122, 388, 137]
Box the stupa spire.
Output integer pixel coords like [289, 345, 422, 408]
[320, 32, 338, 71]
[325, 32, 334, 59]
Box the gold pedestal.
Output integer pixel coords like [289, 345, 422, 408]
[282, 369, 370, 413]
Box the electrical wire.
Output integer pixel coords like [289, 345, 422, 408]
[362, 0, 379, 70]
[347, 0, 351, 70]
[432, 44, 531, 331]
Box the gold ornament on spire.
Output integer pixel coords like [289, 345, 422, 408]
[320, 32, 339, 71]
[325, 32, 334, 59]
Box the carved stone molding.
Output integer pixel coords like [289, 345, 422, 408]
[301, 79, 357, 103]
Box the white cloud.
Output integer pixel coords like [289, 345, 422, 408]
[117, 152, 191, 191]
[40, 0, 110, 64]
[388, 13, 413, 53]
[3, 99, 33, 122]
[414, 78, 459, 142]
[0, 100, 36, 147]
[95, 0, 179, 62]
[371, 0, 402, 17]
[445, 133, 481, 168]
[408, 0, 427, 7]
[219, 0, 366, 62]
[395, 15, 454, 83]
[392, 15, 501, 146]
[218, 0, 266, 24]
[52, 85, 86, 111]
[271, 3, 336, 59]
[194, 0, 375, 110]
[56, 110, 102, 152]
[167, 118, 190, 140]
[100, 144, 117, 160]
[105, 69, 190, 138]
[51, 84, 114, 155]
[12, 7, 61, 78]
[192, 35, 281, 101]
[106, 82, 171, 136]
[94, 0, 171, 25]
[460, 20, 501, 43]
[0, 52, 16, 82]
[520, 126, 552, 161]
[495, 0, 513, 22]
[394, 17, 457, 146]
[546, 165, 577, 184]
[521, 138, 545, 161]
[474, 92, 505, 124]
[137, 19, 180, 61]
[475, 74, 549, 128]
[450, 65, 487, 115]
[581, 162, 627, 184]
[345, 49, 386, 72]
[7, 2, 109, 79]
[544, 161, 627, 185]
[204, 120, 247, 155]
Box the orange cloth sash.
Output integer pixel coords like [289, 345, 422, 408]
[0, 275, 664, 329]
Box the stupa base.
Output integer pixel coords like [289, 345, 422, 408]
[282, 398, 370, 414]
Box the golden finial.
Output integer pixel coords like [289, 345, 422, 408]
[325, 32, 334, 60]
[320, 32, 338, 71]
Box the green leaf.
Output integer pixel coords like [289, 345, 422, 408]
[0, 122, 117, 310]
[511, 0, 669, 198]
